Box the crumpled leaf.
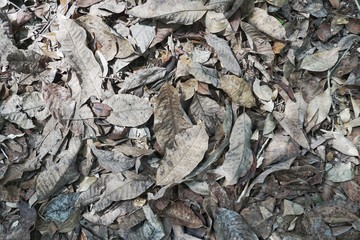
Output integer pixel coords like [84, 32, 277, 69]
[156, 124, 209, 186]
[205, 33, 241, 76]
[300, 48, 339, 72]
[214, 208, 258, 240]
[247, 7, 286, 40]
[220, 75, 256, 108]
[56, 17, 103, 103]
[153, 82, 192, 151]
[128, 0, 207, 25]
[214, 113, 253, 185]
[103, 94, 153, 127]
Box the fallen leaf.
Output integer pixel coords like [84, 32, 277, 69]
[220, 75, 256, 108]
[205, 33, 241, 76]
[156, 124, 208, 186]
[103, 94, 153, 127]
[248, 7, 286, 40]
[300, 48, 339, 72]
[214, 113, 253, 185]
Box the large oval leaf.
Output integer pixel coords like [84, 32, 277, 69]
[103, 94, 153, 127]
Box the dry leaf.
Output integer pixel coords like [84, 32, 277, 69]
[156, 124, 209, 186]
[220, 75, 256, 108]
[189, 61, 220, 87]
[214, 113, 253, 185]
[128, 0, 207, 25]
[103, 94, 153, 127]
[57, 17, 104, 103]
[205, 33, 241, 76]
[300, 48, 339, 72]
[153, 82, 192, 151]
[247, 7, 286, 40]
[214, 207, 258, 240]
[305, 88, 332, 132]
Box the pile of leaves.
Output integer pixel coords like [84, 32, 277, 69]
[1, 0, 360, 239]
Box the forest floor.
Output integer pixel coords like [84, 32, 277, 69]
[1, 0, 360, 239]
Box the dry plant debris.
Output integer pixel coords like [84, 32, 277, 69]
[0, 0, 360, 239]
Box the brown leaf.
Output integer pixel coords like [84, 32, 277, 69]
[153, 82, 192, 152]
[220, 75, 256, 108]
[163, 201, 203, 228]
[156, 124, 208, 186]
[300, 48, 339, 72]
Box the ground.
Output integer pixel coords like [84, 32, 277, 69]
[0, 0, 360, 239]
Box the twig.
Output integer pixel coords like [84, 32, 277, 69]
[355, 0, 360, 12]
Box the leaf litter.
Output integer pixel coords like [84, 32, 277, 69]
[0, 0, 360, 239]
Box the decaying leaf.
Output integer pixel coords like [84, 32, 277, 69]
[91, 147, 136, 173]
[214, 207, 258, 240]
[7, 49, 47, 74]
[204, 11, 229, 33]
[163, 201, 203, 228]
[205, 33, 241, 76]
[220, 75, 256, 108]
[42, 193, 80, 223]
[214, 113, 253, 185]
[56, 17, 104, 103]
[103, 94, 153, 127]
[153, 82, 192, 151]
[156, 124, 208, 186]
[300, 48, 339, 72]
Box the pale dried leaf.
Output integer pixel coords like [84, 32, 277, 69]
[56, 18, 103, 103]
[153, 82, 192, 151]
[204, 11, 229, 33]
[36, 137, 81, 201]
[329, 131, 359, 156]
[189, 61, 220, 87]
[305, 88, 332, 132]
[273, 93, 310, 149]
[89, 0, 126, 16]
[205, 33, 241, 76]
[156, 124, 209, 186]
[130, 21, 156, 54]
[189, 94, 225, 134]
[214, 208, 258, 240]
[103, 94, 153, 127]
[92, 147, 136, 173]
[220, 75, 256, 108]
[103, 171, 153, 201]
[120, 67, 166, 93]
[214, 113, 253, 185]
[76, 15, 118, 61]
[127, 0, 207, 25]
[326, 162, 355, 182]
[0, 94, 35, 129]
[283, 199, 304, 216]
[247, 7, 286, 40]
[300, 48, 339, 72]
